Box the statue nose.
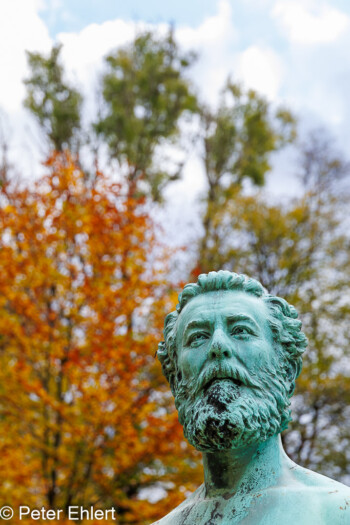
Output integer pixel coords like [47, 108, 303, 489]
[208, 329, 233, 360]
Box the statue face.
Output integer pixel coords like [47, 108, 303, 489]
[176, 290, 275, 386]
[174, 290, 291, 451]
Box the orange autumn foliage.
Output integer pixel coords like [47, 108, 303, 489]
[0, 153, 202, 524]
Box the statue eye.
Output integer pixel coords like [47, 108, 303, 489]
[231, 326, 253, 337]
[188, 332, 209, 347]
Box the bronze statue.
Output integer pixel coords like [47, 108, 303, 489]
[155, 271, 350, 524]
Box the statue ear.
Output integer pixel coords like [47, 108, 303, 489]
[288, 381, 295, 397]
[286, 359, 302, 397]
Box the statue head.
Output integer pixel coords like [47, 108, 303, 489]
[157, 271, 308, 452]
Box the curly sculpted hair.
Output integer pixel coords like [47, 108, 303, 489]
[157, 271, 308, 395]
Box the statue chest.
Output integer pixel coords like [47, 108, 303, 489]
[157, 488, 344, 525]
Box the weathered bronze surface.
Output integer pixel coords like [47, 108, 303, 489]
[155, 271, 350, 524]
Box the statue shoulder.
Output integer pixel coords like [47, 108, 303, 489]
[289, 462, 350, 493]
[320, 479, 350, 521]
[319, 484, 350, 524]
[284, 463, 350, 523]
[151, 484, 205, 525]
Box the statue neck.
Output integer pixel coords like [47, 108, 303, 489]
[202, 434, 286, 497]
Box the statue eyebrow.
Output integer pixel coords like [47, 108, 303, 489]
[184, 319, 209, 330]
[182, 318, 210, 340]
[226, 314, 260, 330]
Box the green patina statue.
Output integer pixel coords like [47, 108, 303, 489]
[154, 271, 350, 525]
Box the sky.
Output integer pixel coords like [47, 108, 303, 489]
[1, 0, 350, 226]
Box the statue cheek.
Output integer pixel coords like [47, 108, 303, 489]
[179, 348, 207, 379]
[243, 344, 275, 374]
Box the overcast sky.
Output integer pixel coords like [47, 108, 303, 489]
[1, 0, 350, 221]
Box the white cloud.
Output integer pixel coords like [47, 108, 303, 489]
[235, 46, 284, 100]
[272, 0, 349, 45]
[56, 0, 234, 89]
[58, 19, 138, 76]
[0, 0, 52, 179]
[177, 0, 233, 47]
[176, 0, 237, 105]
[56, 0, 237, 112]
[0, 0, 52, 112]
[44, 0, 63, 9]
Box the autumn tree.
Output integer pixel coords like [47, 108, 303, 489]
[0, 152, 202, 525]
[193, 129, 350, 483]
[24, 44, 83, 153]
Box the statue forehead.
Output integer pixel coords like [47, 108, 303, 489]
[176, 290, 271, 335]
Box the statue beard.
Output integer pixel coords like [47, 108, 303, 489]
[174, 358, 292, 452]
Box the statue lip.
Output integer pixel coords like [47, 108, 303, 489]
[203, 376, 243, 391]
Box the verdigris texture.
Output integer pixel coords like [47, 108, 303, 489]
[155, 271, 350, 524]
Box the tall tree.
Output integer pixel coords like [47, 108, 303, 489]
[24, 44, 83, 153]
[0, 152, 202, 524]
[196, 82, 296, 272]
[95, 30, 197, 201]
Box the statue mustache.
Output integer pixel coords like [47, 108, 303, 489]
[193, 362, 261, 396]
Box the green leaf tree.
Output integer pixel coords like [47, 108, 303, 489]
[95, 30, 197, 201]
[24, 44, 83, 153]
[192, 129, 350, 483]
[196, 82, 296, 273]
